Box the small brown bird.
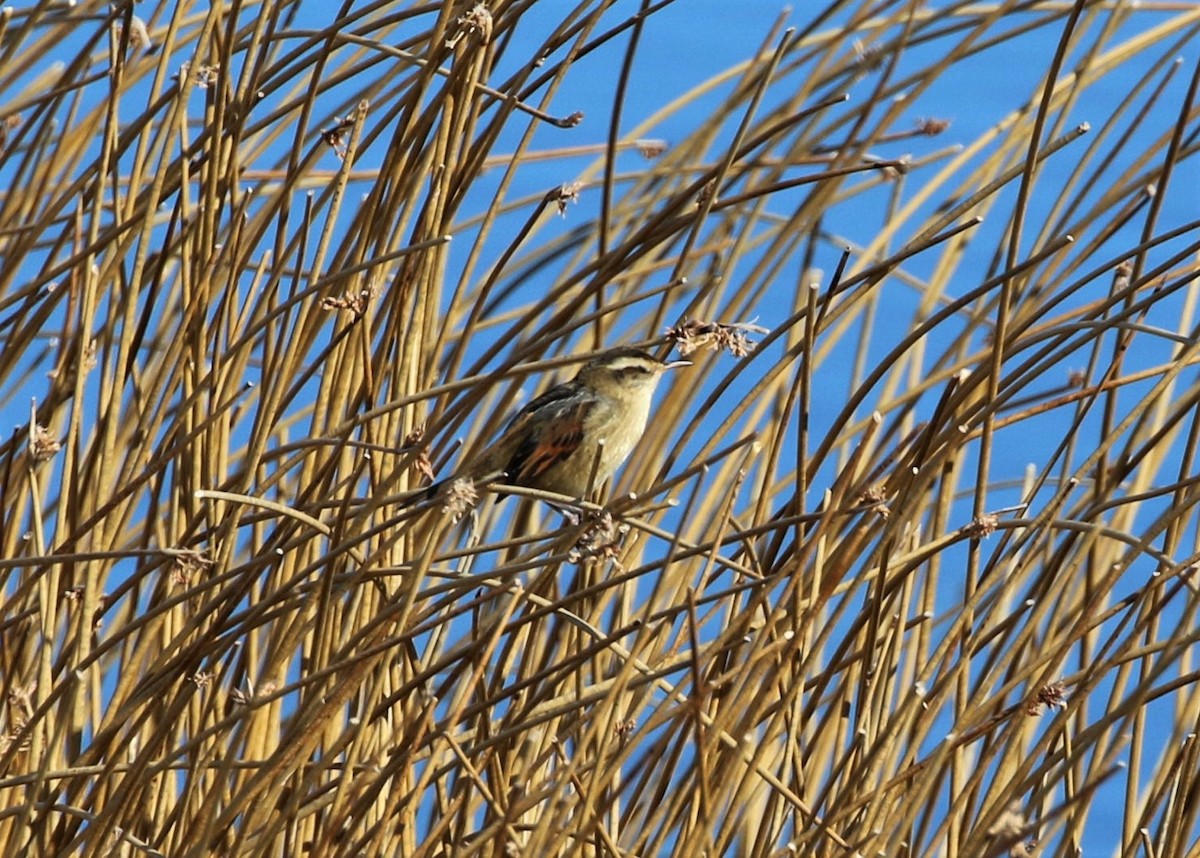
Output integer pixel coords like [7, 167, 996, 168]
[432, 347, 689, 505]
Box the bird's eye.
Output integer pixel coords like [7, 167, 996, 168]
[620, 365, 652, 377]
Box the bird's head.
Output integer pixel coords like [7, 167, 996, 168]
[574, 347, 690, 400]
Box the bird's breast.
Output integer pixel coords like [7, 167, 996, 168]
[582, 396, 651, 474]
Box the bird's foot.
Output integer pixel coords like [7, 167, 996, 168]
[546, 500, 584, 527]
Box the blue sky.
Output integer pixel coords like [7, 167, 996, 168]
[3, 2, 1199, 853]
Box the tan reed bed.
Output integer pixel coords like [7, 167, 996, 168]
[2, 2, 1200, 856]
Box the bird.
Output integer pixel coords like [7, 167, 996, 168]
[425, 347, 689, 511]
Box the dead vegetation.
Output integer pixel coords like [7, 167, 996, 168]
[2, 1, 1200, 856]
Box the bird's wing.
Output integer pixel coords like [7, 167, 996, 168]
[502, 387, 595, 485]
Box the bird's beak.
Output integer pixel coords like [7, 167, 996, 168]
[661, 360, 691, 372]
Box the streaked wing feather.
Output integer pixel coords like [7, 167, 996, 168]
[474, 383, 579, 470]
[507, 396, 593, 485]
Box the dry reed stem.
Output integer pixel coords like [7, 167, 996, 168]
[2, 2, 1200, 856]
